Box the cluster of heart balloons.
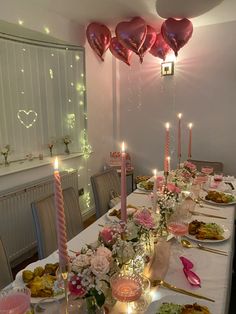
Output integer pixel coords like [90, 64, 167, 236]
[86, 17, 193, 66]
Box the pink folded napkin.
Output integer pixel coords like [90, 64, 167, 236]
[180, 256, 201, 287]
[143, 238, 171, 281]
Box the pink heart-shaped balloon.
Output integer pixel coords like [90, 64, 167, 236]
[86, 22, 111, 61]
[149, 33, 171, 61]
[109, 37, 132, 66]
[161, 18, 193, 57]
[116, 17, 147, 54]
[138, 25, 157, 63]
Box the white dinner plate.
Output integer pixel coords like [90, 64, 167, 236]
[106, 207, 138, 222]
[199, 190, 236, 206]
[14, 259, 65, 304]
[186, 218, 230, 243]
[146, 294, 215, 314]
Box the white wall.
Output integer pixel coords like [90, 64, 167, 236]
[117, 21, 236, 176]
[86, 44, 115, 176]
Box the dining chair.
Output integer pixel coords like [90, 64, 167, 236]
[90, 168, 121, 218]
[188, 159, 224, 173]
[0, 237, 13, 290]
[31, 187, 84, 259]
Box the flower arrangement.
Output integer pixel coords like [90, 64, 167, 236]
[69, 245, 116, 311]
[1, 145, 10, 166]
[63, 135, 72, 154]
[48, 138, 56, 157]
[156, 183, 180, 236]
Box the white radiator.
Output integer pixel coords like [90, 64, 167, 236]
[0, 170, 78, 265]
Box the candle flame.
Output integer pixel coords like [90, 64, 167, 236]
[178, 113, 182, 119]
[121, 141, 125, 152]
[165, 122, 170, 130]
[167, 156, 171, 161]
[188, 123, 193, 129]
[54, 157, 59, 170]
[153, 169, 157, 176]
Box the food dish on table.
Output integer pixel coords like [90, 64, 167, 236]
[157, 302, 211, 314]
[200, 190, 236, 205]
[22, 263, 59, 297]
[146, 295, 213, 314]
[187, 219, 230, 242]
[107, 205, 138, 221]
[137, 180, 154, 191]
[15, 261, 64, 303]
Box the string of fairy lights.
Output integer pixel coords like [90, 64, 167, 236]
[0, 28, 93, 211]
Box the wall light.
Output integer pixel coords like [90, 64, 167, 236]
[161, 61, 174, 76]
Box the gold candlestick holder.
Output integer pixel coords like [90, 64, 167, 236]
[164, 171, 169, 186]
[60, 264, 70, 313]
[178, 156, 181, 169]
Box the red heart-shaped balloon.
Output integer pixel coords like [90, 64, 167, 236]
[149, 33, 171, 61]
[116, 17, 147, 54]
[86, 22, 111, 61]
[109, 37, 132, 66]
[138, 25, 157, 63]
[161, 18, 193, 57]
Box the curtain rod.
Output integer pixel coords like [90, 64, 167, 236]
[0, 31, 84, 51]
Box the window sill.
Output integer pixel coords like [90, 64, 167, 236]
[0, 152, 85, 178]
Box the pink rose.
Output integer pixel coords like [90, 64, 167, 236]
[99, 226, 121, 245]
[69, 275, 87, 296]
[134, 209, 155, 229]
[90, 255, 110, 277]
[96, 246, 112, 262]
[184, 161, 196, 171]
[167, 183, 180, 194]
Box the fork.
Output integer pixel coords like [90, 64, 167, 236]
[151, 279, 215, 302]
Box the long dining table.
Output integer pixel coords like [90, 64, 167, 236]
[12, 185, 235, 313]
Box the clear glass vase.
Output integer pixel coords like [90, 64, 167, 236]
[83, 296, 104, 314]
[65, 143, 70, 154]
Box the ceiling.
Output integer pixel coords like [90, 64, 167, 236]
[30, 0, 236, 30]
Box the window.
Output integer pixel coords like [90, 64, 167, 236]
[0, 36, 87, 160]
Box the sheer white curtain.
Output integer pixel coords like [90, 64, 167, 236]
[0, 37, 86, 161]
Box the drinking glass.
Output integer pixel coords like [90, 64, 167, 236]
[167, 206, 191, 256]
[0, 286, 31, 314]
[34, 298, 60, 314]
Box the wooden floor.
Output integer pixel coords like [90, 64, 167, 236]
[12, 214, 96, 278]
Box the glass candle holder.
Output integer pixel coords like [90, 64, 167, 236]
[110, 273, 142, 303]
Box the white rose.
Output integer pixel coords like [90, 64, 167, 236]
[126, 221, 139, 240]
[90, 255, 110, 277]
[71, 254, 91, 272]
[96, 246, 112, 262]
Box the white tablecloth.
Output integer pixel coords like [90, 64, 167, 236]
[13, 190, 235, 313]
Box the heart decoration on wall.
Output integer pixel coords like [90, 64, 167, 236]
[17, 110, 38, 128]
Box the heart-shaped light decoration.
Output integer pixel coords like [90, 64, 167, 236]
[161, 18, 193, 56]
[17, 110, 38, 128]
[115, 17, 147, 54]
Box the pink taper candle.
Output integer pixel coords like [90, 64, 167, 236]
[177, 113, 182, 159]
[153, 169, 157, 211]
[54, 158, 69, 268]
[188, 123, 193, 159]
[164, 123, 170, 172]
[121, 142, 127, 223]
